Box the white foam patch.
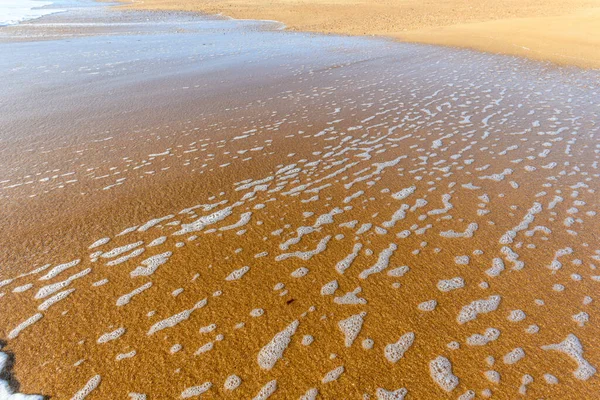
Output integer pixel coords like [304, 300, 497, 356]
[508, 309, 526, 322]
[376, 387, 408, 400]
[485, 258, 505, 278]
[174, 207, 233, 235]
[130, 252, 172, 277]
[484, 370, 500, 384]
[39, 259, 81, 281]
[38, 288, 75, 311]
[220, 212, 252, 231]
[71, 375, 101, 400]
[148, 236, 167, 247]
[257, 320, 299, 370]
[418, 300, 437, 311]
[322, 366, 345, 383]
[437, 277, 464, 292]
[97, 327, 125, 344]
[116, 350, 136, 361]
[335, 243, 362, 274]
[147, 299, 207, 335]
[457, 390, 475, 400]
[102, 241, 143, 259]
[541, 334, 596, 380]
[181, 382, 212, 398]
[440, 223, 477, 239]
[89, 238, 110, 250]
[8, 313, 43, 339]
[321, 280, 339, 295]
[359, 244, 397, 279]
[138, 215, 174, 232]
[299, 388, 318, 400]
[387, 266, 409, 277]
[457, 295, 501, 324]
[334, 287, 367, 305]
[503, 347, 525, 364]
[391, 186, 416, 200]
[275, 236, 331, 261]
[382, 204, 409, 228]
[338, 312, 366, 347]
[253, 380, 277, 400]
[384, 332, 415, 363]
[224, 375, 242, 391]
[106, 248, 145, 267]
[465, 328, 500, 346]
[116, 282, 152, 306]
[499, 202, 542, 245]
[429, 356, 459, 392]
[225, 266, 250, 281]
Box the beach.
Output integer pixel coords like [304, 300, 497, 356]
[122, 0, 600, 69]
[1, 0, 600, 399]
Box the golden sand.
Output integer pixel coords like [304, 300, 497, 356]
[121, 0, 600, 69]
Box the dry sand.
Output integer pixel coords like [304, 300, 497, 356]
[122, 0, 600, 69]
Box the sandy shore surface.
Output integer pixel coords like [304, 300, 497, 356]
[2, 2, 600, 399]
[121, 0, 600, 69]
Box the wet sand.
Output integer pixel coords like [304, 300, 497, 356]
[121, 0, 600, 69]
[1, 1, 600, 399]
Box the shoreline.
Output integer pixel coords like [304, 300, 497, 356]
[0, 0, 66, 26]
[117, 0, 600, 70]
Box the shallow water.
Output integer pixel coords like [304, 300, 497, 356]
[0, 0, 66, 26]
[1, 1, 600, 398]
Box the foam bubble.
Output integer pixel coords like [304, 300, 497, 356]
[437, 278, 464, 292]
[541, 334, 596, 380]
[334, 287, 367, 305]
[224, 375, 241, 391]
[257, 320, 299, 370]
[429, 356, 459, 392]
[457, 295, 501, 324]
[181, 382, 212, 398]
[322, 366, 345, 383]
[418, 300, 437, 311]
[465, 328, 500, 346]
[507, 310, 526, 322]
[39, 259, 81, 281]
[97, 327, 125, 344]
[299, 388, 318, 400]
[335, 243, 362, 274]
[225, 266, 250, 281]
[253, 380, 277, 400]
[38, 288, 75, 311]
[359, 244, 397, 279]
[130, 252, 172, 277]
[484, 370, 500, 384]
[116, 282, 152, 306]
[321, 280, 338, 296]
[375, 387, 407, 400]
[72, 375, 101, 400]
[89, 238, 110, 249]
[8, 313, 43, 339]
[338, 312, 366, 347]
[384, 332, 415, 363]
[503, 348, 525, 365]
[147, 299, 207, 335]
